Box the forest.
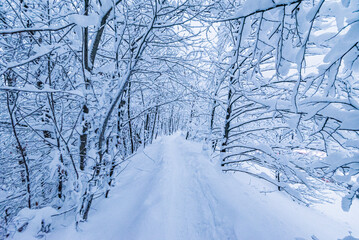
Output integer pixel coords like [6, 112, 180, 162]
[0, 0, 358, 239]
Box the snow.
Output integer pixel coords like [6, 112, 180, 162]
[0, 84, 84, 97]
[320, 106, 359, 130]
[345, 139, 359, 148]
[48, 149, 62, 178]
[234, 0, 298, 18]
[13, 207, 58, 240]
[70, 14, 99, 28]
[40, 134, 358, 240]
[341, 0, 351, 8]
[342, 192, 355, 212]
[323, 22, 359, 64]
[306, 0, 325, 22]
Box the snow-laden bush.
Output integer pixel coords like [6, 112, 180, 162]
[13, 207, 57, 239]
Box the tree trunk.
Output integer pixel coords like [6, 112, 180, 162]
[127, 82, 134, 153]
[186, 103, 194, 140]
[6, 93, 31, 208]
[79, 0, 90, 171]
[220, 80, 234, 167]
[150, 106, 158, 144]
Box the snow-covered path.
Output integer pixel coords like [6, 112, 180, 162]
[48, 134, 358, 240]
[123, 134, 237, 240]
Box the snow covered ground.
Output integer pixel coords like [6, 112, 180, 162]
[41, 133, 359, 240]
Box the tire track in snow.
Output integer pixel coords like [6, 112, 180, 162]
[160, 135, 238, 240]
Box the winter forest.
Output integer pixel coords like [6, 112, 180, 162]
[0, 0, 358, 239]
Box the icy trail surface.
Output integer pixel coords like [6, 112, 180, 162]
[49, 134, 358, 240]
